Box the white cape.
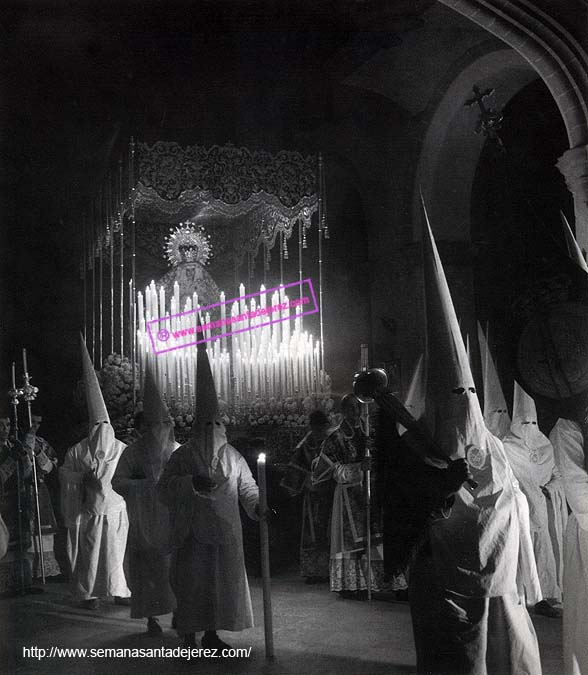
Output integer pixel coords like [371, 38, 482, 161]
[430, 429, 541, 602]
[550, 419, 588, 675]
[60, 437, 130, 600]
[158, 441, 259, 632]
[112, 439, 180, 618]
[503, 429, 567, 601]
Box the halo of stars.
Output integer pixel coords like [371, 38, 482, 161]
[165, 222, 212, 268]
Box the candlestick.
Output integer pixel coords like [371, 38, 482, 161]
[257, 452, 274, 658]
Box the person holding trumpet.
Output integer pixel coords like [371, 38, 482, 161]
[366, 205, 542, 675]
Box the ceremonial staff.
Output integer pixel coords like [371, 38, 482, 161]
[8, 362, 26, 594]
[21, 349, 45, 583]
[353, 379, 375, 603]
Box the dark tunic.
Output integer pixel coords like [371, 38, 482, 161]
[374, 409, 455, 578]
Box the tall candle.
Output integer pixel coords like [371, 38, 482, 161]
[257, 452, 274, 657]
[22, 348, 28, 374]
[11, 362, 16, 390]
[170, 297, 177, 336]
[174, 281, 180, 313]
[138, 291, 144, 328]
[159, 286, 166, 321]
[150, 281, 158, 319]
[220, 291, 226, 351]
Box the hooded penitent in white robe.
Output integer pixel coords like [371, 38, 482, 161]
[409, 201, 541, 675]
[60, 336, 130, 600]
[157, 331, 259, 634]
[158, 437, 258, 633]
[550, 418, 588, 675]
[502, 383, 567, 602]
[112, 368, 179, 619]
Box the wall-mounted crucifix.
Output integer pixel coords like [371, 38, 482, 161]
[465, 84, 505, 152]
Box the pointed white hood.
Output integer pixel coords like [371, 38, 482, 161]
[509, 382, 552, 455]
[502, 381, 555, 484]
[477, 322, 511, 439]
[81, 334, 109, 425]
[561, 211, 588, 273]
[140, 366, 176, 482]
[192, 317, 227, 478]
[398, 354, 426, 436]
[421, 200, 486, 461]
[81, 334, 114, 459]
[404, 353, 425, 420]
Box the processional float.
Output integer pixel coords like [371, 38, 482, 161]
[79, 140, 331, 420]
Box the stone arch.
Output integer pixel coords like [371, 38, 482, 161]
[411, 46, 542, 379]
[413, 48, 538, 241]
[437, 0, 588, 246]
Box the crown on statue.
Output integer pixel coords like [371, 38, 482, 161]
[165, 222, 212, 268]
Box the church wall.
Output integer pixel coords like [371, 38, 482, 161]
[312, 4, 566, 395]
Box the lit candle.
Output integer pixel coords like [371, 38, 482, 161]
[138, 291, 144, 329]
[214, 340, 221, 394]
[174, 281, 180, 313]
[150, 281, 158, 319]
[257, 452, 274, 657]
[205, 312, 212, 342]
[179, 351, 184, 403]
[159, 286, 166, 321]
[129, 279, 135, 340]
[170, 297, 177, 335]
[220, 291, 226, 351]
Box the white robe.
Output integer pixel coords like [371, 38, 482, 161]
[158, 441, 258, 633]
[502, 430, 567, 601]
[549, 419, 588, 675]
[112, 441, 180, 618]
[416, 430, 542, 675]
[60, 437, 130, 600]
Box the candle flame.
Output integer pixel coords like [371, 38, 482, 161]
[258, 453, 266, 463]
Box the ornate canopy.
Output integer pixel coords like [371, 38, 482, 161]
[87, 140, 320, 268]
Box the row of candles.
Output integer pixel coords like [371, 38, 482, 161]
[135, 281, 326, 406]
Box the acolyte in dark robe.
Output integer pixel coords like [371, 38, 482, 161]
[374, 408, 456, 579]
